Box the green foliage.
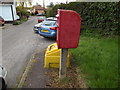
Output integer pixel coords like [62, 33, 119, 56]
[35, 11, 38, 15]
[31, 13, 35, 16]
[71, 36, 118, 88]
[13, 21, 21, 25]
[13, 18, 28, 25]
[46, 8, 54, 17]
[46, 2, 119, 36]
[47, 2, 54, 8]
[16, 6, 30, 19]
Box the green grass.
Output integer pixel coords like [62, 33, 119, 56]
[71, 35, 118, 88]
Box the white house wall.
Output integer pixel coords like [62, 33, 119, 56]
[0, 4, 18, 21]
[12, 5, 18, 20]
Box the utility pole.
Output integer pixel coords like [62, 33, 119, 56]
[43, 0, 45, 14]
[43, 0, 45, 8]
[66, 0, 68, 4]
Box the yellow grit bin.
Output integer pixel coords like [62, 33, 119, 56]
[44, 43, 70, 68]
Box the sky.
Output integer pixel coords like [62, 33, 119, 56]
[32, 0, 76, 7]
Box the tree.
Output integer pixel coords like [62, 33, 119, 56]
[35, 11, 38, 15]
[16, 0, 32, 7]
[47, 2, 54, 8]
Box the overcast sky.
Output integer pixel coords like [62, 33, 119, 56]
[32, 0, 76, 7]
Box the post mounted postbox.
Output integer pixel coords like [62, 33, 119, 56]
[56, 9, 81, 48]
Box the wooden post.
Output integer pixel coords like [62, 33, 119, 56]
[59, 48, 68, 78]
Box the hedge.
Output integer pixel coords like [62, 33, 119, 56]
[46, 2, 119, 36]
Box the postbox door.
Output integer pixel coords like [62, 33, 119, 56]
[56, 9, 81, 48]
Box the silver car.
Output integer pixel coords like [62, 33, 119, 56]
[33, 23, 42, 33]
[0, 65, 7, 90]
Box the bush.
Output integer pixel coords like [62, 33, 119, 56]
[31, 13, 35, 16]
[16, 6, 30, 19]
[35, 11, 38, 15]
[46, 2, 119, 36]
[13, 18, 28, 25]
[13, 21, 21, 25]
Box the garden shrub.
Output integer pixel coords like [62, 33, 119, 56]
[46, 2, 119, 36]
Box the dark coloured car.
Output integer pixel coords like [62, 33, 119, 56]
[0, 16, 5, 26]
[38, 16, 46, 23]
[33, 23, 42, 33]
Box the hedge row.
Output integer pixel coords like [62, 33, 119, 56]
[46, 2, 119, 36]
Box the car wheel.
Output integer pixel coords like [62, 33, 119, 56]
[38, 30, 41, 34]
[43, 36, 49, 38]
[34, 31, 38, 34]
[0, 78, 6, 90]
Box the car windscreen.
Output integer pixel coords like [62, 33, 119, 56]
[41, 21, 56, 26]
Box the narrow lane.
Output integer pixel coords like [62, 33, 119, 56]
[2, 16, 55, 87]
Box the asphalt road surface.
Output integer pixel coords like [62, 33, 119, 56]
[2, 16, 55, 87]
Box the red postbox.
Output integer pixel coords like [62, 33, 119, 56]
[56, 9, 81, 48]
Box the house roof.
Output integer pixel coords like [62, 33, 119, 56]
[0, 0, 14, 2]
[0, 0, 14, 4]
[33, 5, 45, 10]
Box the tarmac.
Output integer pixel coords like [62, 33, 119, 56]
[12, 46, 87, 89]
[19, 50, 50, 88]
[0, 24, 12, 30]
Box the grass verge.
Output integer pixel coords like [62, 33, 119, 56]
[13, 18, 28, 25]
[15, 58, 36, 88]
[71, 35, 118, 88]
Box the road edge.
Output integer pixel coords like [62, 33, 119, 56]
[17, 53, 35, 88]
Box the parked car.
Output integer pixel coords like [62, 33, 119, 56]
[33, 23, 42, 33]
[0, 16, 5, 26]
[46, 17, 57, 21]
[36, 13, 45, 16]
[33, 17, 57, 33]
[38, 20, 57, 38]
[16, 15, 20, 20]
[0, 65, 7, 90]
[38, 16, 46, 23]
